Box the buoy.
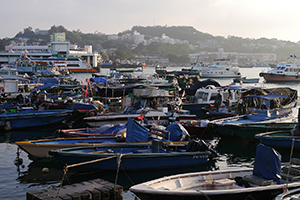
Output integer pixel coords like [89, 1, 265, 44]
[14, 157, 23, 166]
[42, 167, 49, 173]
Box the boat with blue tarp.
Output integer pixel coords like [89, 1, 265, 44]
[209, 89, 298, 141]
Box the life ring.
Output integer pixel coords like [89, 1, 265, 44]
[0, 87, 5, 93]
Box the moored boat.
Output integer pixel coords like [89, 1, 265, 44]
[233, 76, 259, 84]
[200, 59, 241, 78]
[0, 108, 74, 131]
[209, 90, 298, 140]
[259, 55, 300, 82]
[130, 144, 300, 200]
[49, 140, 212, 171]
[255, 128, 300, 149]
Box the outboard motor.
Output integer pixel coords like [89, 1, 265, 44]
[186, 139, 209, 152]
[186, 139, 218, 158]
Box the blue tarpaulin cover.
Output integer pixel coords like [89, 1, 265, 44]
[253, 144, 282, 182]
[126, 118, 149, 143]
[90, 77, 108, 83]
[102, 124, 127, 134]
[166, 122, 190, 141]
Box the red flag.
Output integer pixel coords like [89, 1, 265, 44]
[137, 115, 144, 120]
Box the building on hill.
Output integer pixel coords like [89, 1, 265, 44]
[0, 33, 100, 67]
[190, 47, 276, 63]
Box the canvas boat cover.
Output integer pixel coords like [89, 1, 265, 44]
[126, 118, 149, 143]
[253, 144, 281, 182]
[166, 122, 190, 141]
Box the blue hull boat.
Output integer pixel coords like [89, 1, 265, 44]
[255, 130, 300, 149]
[16, 118, 197, 158]
[0, 109, 74, 131]
[49, 141, 211, 170]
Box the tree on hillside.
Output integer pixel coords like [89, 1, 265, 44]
[15, 27, 35, 38]
[0, 39, 8, 51]
[101, 52, 109, 61]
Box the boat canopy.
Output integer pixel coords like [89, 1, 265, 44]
[242, 87, 298, 109]
[253, 144, 281, 183]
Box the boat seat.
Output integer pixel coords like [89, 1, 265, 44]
[280, 172, 300, 182]
[282, 166, 300, 176]
[243, 174, 275, 186]
[281, 165, 300, 182]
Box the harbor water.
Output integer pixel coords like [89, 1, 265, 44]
[1, 67, 300, 199]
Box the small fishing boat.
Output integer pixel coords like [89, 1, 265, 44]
[49, 140, 212, 171]
[16, 118, 192, 158]
[255, 129, 300, 149]
[0, 108, 74, 131]
[209, 90, 298, 141]
[130, 144, 300, 200]
[233, 76, 259, 84]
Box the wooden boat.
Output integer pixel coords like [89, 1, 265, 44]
[130, 144, 300, 200]
[16, 136, 120, 158]
[0, 108, 74, 131]
[255, 129, 300, 149]
[49, 140, 212, 171]
[233, 76, 259, 83]
[16, 118, 192, 158]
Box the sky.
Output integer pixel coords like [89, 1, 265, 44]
[1, 0, 300, 42]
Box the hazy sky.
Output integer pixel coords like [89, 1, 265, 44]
[1, 0, 299, 42]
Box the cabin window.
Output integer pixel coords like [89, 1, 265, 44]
[210, 93, 217, 101]
[203, 93, 209, 101]
[285, 68, 288, 72]
[294, 69, 297, 72]
[196, 92, 204, 99]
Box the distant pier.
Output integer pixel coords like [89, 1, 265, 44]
[27, 178, 123, 200]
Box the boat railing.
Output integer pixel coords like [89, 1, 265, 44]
[210, 114, 246, 124]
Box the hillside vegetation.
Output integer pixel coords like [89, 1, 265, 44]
[1, 25, 300, 62]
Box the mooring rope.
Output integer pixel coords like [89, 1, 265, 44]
[55, 151, 132, 199]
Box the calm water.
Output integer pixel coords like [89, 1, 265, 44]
[1, 67, 300, 200]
